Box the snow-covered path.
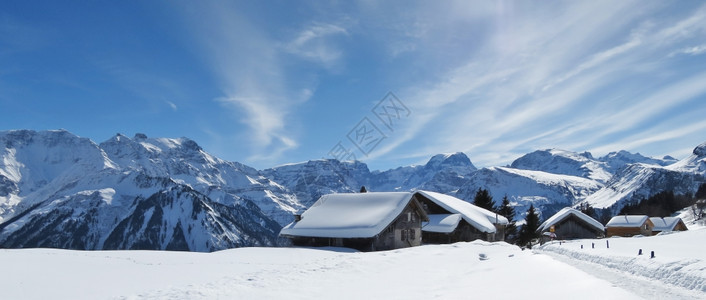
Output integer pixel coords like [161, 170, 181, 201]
[0, 241, 639, 300]
[536, 229, 706, 299]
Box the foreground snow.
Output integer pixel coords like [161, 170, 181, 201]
[538, 228, 706, 299]
[0, 241, 640, 300]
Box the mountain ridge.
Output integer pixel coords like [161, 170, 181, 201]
[0, 129, 703, 251]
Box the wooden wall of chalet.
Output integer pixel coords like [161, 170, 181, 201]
[372, 203, 424, 250]
[551, 215, 604, 239]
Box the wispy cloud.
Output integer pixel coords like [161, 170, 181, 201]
[362, 1, 706, 167]
[175, 3, 314, 163]
[165, 100, 177, 111]
[670, 44, 706, 57]
[283, 22, 349, 69]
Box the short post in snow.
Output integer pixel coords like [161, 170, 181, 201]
[592, 242, 595, 249]
[638, 249, 643, 255]
[651, 251, 655, 259]
[606, 240, 609, 248]
[581, 244, 583, 249]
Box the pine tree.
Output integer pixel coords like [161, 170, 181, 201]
[518, 204, 540, 248]
[473, 188, 495, 212]
[696, 182, 706, 199]
[497, 195, 517, 243]
[579, 202, 596, 219]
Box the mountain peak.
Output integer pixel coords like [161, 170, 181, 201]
[425, 152, 476, 171]
[694, 141, 706, 157]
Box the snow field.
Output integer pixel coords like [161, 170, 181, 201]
[537, 228, 706, 299]
[0, 241, 639, 300]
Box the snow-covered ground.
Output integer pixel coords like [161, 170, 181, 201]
[3, 229, 705, 299]
[2, 241, 643, 300]
[537, 228, 706, 299]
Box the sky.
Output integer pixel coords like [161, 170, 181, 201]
[1, 1, 705, 171]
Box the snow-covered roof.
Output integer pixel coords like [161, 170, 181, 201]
[416, 190, 507, 233]
[538, 207, 604, 232]
[606, 215, 650, 227]
[279, 192, 420, 238]
[650, 217, 684, 232]
[422, 214, 462, 233]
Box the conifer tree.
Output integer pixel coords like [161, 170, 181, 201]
[473, 188, 495, 212]
[497, 195, 517, 243]
[518, 204, 540, 247]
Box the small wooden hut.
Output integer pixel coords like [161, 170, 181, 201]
[606, 215, 654, 237]
[649, 217, 688, 234]
[537, 207, 604, 242]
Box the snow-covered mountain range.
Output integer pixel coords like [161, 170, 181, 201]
[0, 129, 703, 251]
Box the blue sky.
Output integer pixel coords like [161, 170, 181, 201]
[1, 1, 705, 171]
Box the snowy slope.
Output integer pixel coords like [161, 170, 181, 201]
[581, 143, 705, 212]
[455, 166, 603, 220]
[0, 241, 648, 300]
[261, 152, 477, 206]
[0, 130, 294, 251]
[511, 149, 613, 183]
[100, 133, 303, 225]
[599, 150, 678, 172]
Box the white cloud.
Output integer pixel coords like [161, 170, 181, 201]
[670, 44, 706, 57]
[363, 1, 706, 167]
[283, 22, 348, 69]
[165, 100, 177, 111]
[175, 2, 304, 163]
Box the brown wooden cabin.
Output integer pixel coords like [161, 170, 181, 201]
[537, 207, 604, 243]
[650, 217, 688, 234]
[606, 215, 654, 237]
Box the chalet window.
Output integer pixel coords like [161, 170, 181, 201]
[401, 229, 407, 241]
[410, 229, 415, 240]
[407, 212, 411, 222]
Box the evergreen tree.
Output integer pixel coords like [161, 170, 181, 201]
[579, 203, 597, 220]
[473, 188, 496, 212]
[517, 204, 540, 248]
[497, 195, 517, 243]
[696, 182, 706, 199]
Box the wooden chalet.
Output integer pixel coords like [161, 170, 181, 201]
[415, 190, 508, 243]
[279, 192, 428, 251]
[537, 207, 604, 243]
[606, 215, 654, 237]
[650, 217, 688, 234]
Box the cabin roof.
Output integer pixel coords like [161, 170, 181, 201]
[279, 192, 424, 238]
[606, 215, 650, 227]
[650, 217, 685, 232]
[422, 214, 463, 233]
[416, 190, 507, 233]
[538, 207, 605, 232]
